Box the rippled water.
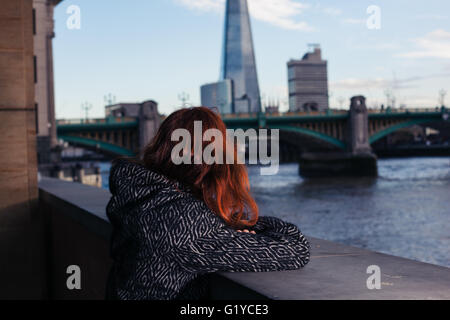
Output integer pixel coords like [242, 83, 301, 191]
[100, 157, 450, 267]
[248, 157, 450, 267]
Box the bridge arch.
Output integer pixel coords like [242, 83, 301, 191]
[270, 125, 346, 150]
[369, 118, 437, 145]
[59, 135, 135, 157]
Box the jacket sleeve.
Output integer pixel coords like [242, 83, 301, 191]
[173, 216, 310, 273]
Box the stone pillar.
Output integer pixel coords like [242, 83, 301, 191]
[0, 0, 44, 298]
[298, 96, 377, 178]
[347, 96, 372, 154]
[33, 0, 61, 164]
[138, 100, 161, 151]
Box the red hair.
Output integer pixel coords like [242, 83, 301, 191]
[141, 107, 258, 229]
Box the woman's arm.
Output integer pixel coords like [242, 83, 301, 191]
[173, 216, 310, 273]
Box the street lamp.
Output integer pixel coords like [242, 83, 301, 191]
[178, 92, 191, 108]
[81, 102, 93, 122]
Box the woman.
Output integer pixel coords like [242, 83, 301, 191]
[106, 107, 310, 300]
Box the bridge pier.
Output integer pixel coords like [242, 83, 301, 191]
[299, 96, 378, 178]
[299, 152, 377, 177]
[138, 101, 161, 151]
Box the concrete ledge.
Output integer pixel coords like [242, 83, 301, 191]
[39, 176, 111, 239]
[215, 238, 450, 299]
[38, 177, 450, 300]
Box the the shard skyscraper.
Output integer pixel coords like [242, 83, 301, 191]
[221, 0, 261, 113]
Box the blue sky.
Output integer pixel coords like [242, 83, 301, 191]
[53, 0, 450, 119]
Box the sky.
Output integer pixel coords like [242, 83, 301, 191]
[53, 0, 450, 119]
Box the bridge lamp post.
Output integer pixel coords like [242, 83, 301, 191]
[104, 93, 116, 107]
[337, 96, 345, 109]
[178, 92, 191, 108]
[439, 89, 447, 108]
[81, 102, 93, 122]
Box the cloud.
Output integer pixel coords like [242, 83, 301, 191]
[397, 29, 450, 59]
[331, 78, 390, 90]
[248, 0, 312, 31]
[341, 18, 366, 25]
[398, 73, 450, 84]
[314, 5, 342, 17]
[175, 0, 224, 12]
[331, 73, 450, 91]
[372, 42, 402, 50]
[397, 95, 443, 108]
[330, 74, 450, 108]
[414, 14, 448, 20]
[175, 0, 313, 31]
[306, 3, 342, 16]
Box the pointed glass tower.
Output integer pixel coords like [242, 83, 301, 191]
[221, 0, 261, 113]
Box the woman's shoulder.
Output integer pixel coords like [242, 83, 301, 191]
[107, 158, 226, 237]
[165, 196, 224, 229]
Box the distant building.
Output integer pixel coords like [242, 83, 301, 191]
[105, 100, 161, 149]
[200, 79, 234, 114]
[265, 106, 279, 114]
[33, 0, 63, 163]
[287, 45, 329, 112]
[263, 98, 280, 114]
[105, 100, 161, 118]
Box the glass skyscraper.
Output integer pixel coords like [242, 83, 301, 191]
[200, 79, 234, 114]
[221, 0, 261, 113]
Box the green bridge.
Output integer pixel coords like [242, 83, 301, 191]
[57, 103, 449, 158]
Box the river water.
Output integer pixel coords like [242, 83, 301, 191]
[99, 157, 450, 267]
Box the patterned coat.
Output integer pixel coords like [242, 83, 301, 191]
[105, 159, 310, 300]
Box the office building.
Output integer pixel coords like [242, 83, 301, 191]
[287, 45, 329, 112]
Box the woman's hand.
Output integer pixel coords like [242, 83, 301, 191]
[237, 229, 256, 234]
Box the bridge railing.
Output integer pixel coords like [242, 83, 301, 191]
[221, 109, 349, 119]
[221, 112, 259, 118]
[368, 107, 448, 114]
[278, 110, 349, 117]
[219, 107, 446, 119]
[56, 116, 137, 126]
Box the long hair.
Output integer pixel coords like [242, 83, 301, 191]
[140, 107, 258, 229]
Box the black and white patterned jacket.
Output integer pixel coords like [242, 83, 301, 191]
[105, 159, 310, 300]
